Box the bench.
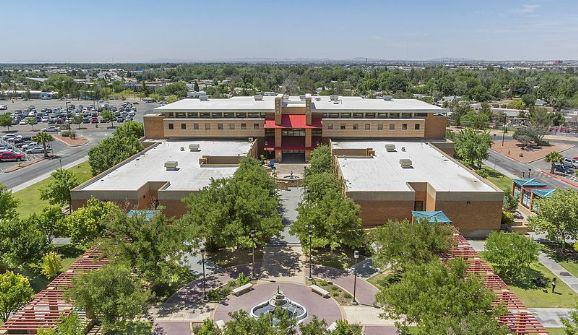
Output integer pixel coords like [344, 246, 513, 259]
[232, 283, 253, 296]
[215, 320, 225, 330]
[310, 284, 330, 298]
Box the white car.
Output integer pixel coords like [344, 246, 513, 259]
[25, 146, 46, 154]
[0, 105, 7, 110]
[563, 158, 578, 169]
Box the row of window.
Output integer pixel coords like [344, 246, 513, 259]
[326, 123, 421, 131]
[165, 112, 429, 119]
[322, 112, 428, 119]
[167, 122, 261, 130]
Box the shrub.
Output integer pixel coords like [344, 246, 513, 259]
[41, 252, 63, 279]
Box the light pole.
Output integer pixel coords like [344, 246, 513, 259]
[528, 168, 532, 178]
[352, 250, 359, 305]
[308, 226, 313, 279]
[201, 247, 207, 301]
[502, 114, 507, 146]
[250, 229, 256, 279]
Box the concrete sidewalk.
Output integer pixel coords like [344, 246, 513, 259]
[529, 308, 573, 328]
[539, 252, 578, 293]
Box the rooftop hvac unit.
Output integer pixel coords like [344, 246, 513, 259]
[189, 143, 200, 152]
[299, 95, 306, 101]
[385, 144, 396, 152]
[254, 94, 263, 101]
[199, 95, 208, 101]
[383, 95, 393, 101]
[330, 94, 339, 101]
[164, 161, 179, 170]
[248, 137, 254, 142]
[401, 146, 406, 152]
[399, 159, 413, 168]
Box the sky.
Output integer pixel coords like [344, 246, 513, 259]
[1, 0, 577, 62]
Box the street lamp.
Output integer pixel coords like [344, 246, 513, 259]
[308, 226, 313, 279]
[250, 229, 256, 279]
[502, 114, 507, 146]
[528, 168, 532, 178]
[352, 250, 359, 305]
[200, 247, 207, 301]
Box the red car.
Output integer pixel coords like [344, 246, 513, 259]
[0, 151, 25, 162]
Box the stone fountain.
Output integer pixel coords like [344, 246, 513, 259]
[250, 286, 307, 324]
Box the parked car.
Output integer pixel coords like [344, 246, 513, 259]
[42, 126, 59, 133]
[91, 117, 98, 123]
[0, 151, 25, 162]
[563, 158, 578, 169]
[553, 163, 574, 175]
[0, 105, 7, 110]
[25, 146, 46, 154]
[116, 116, 124, 123]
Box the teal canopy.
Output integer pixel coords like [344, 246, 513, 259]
[411, 211, 452, 224]
[513, 178, 547, 188]
[532, 188, 556, 198]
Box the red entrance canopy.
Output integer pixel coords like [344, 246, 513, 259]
[264, 115, 322, 129]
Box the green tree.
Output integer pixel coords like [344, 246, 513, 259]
[181, 158, 282, 250]
[454, 128, 492, 168]
[67, 264, 151, 333]
[88, 135, 143, 176]
[306, 145, 333, 176]
[61, 198, 120, 244]
[103, 212, 191, 297]
[114, 121, 144, 139]
[0, 217, 50, 269]
[41, 251, 63, 279]
[166, 94, 179, 103]
[41, 168, 80, 212]
[377, 259, 507, 334]
[461, 111, 489, 129]
[529, 189, 578, 246]
[0, 113, 12, 131]
[562, 307, 578, 335]
[483, 232, 540, 285]
[32, 132, 54, 158]
[71, 115, 83, 129]
[0, 271, 34, 322]
[371, 220, 453, 272]
[37, 312, 85, 335]
[545, 151, 564, 173]
[27, 205, 65, 243]
[26, 116, 37, 130]
[0, 183, 19, 221]
[100, 109, 115, 128]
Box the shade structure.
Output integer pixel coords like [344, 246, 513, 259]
[513, 178, 547, 188]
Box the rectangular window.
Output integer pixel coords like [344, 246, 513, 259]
[378, 123, 383, 130]
[241, 123, 247, 129]
[327, 123, 333, 129]
[193, 123, 199, 130]
[415, 124, 420, 130]
[205, 123, 211, 130]
[218, 123, 223, 130]
[168, 123, 174, 130]
[353, 124, 359, 130]
[254, 123, 260, 129]
[180, 123, 186, 130]
[176, 112, 186, 118]
[229, 123, 235, 130]
[389, 124, 395, 130]
[401, 113, 412, 119]
[365, 124, 370, 130]
[340, 124, 346, 130]
[402, 124, 408, 130]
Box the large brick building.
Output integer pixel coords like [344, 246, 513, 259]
[72, 94, 502, 236]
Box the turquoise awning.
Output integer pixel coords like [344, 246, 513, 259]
[127, 209, 158, 221]
[411, 211, 452, 224]
[513, 178, 547, 188]
[532, 188, 556, 198]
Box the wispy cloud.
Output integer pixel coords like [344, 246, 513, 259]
[520, 4, 540, 14]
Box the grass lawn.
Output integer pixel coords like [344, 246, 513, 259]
[13, 161, 92, 218]
[560, 260, 578, 278]
[546, 328, 567, 335]
[367, 272, 393, 289]
[541, 242, 578, 278]
[508, 262, 578, 308]
[477, 165, 512, 192]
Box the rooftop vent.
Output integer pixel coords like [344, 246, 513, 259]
[164, 161, 178, 171]
[401, 147, 406, 152]
[399, 159, 413, 168]
[385, 144, 396, 152]
[254, 94, 263, 101]
[383, 95, 393, 101]
[199, 95, 208, 101]
[330, 94, 339, 102]
[189, 143, 200, 152]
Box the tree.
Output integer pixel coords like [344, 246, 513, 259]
[377, 259, 507, 334]
[0, 271, 34, 322]
[37, 312, 85, 335]
[32, 132, 54, 158]
[61, 198, 120, 244]
[461, 111, 489, 129]
[0, 113, 12, 131]
[41, 168, 80, 212]
[181, 158, 282, 250]
[26, 116, 37, 130]
[114, 121, 144, 139]
[562, 307, 578, 335]
[67, 264, 151, 333]
[306, 145, 333, 176]
[0, 217, 50, 269]
[166, 94, 179, 103]
[88, 135, 143, 176]
[545, 151, 564, 173]
[71, 115, 83, 129]
[526, 107, 552, 146]
[454, 128, 492, 168]
[371, 220, 453, 272]
[483, 232, 539, 285]
[41, 251, 63, 279]
[102, 212, 191, 297]
[0, 183, 18, 221]
[100, 109, 115, 128]
[529, 189, 578, 246]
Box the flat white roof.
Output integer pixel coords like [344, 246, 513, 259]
[332, 140, 496, 193]
[81, 140, 252, 192]
[155, 96, 444, 113]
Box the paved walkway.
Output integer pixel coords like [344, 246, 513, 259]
[539, 252, 578, 293]
[528, 308, 573, 328]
